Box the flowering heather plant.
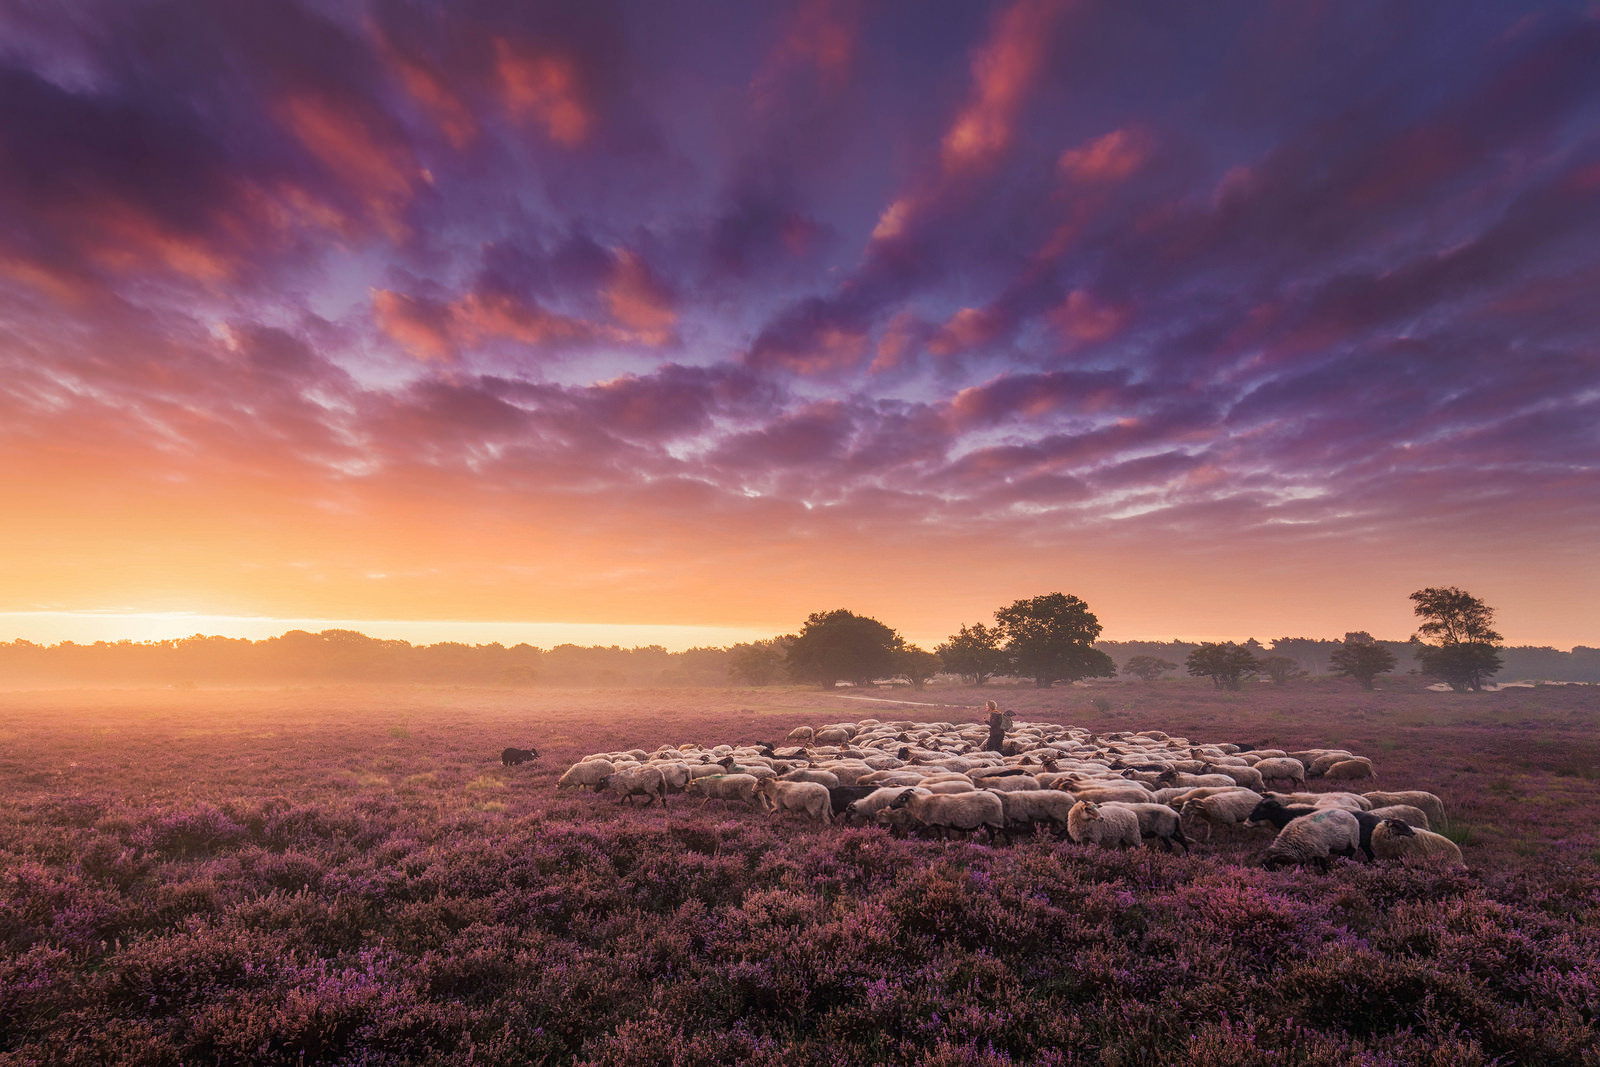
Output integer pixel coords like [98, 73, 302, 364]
[1, 682, 1598, 1064]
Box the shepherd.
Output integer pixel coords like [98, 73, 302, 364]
[984, 700, 1012, 753]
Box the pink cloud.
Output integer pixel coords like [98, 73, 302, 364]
[1057, 127, 1153, 183]
[940, 0, 1067, 173]
[494, 38, 592, 146]
[1049, 289, 1128, 344]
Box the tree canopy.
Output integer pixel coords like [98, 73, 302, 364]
[1410, 587, 1503, 692]
[935, 623, 1008, 686]
[1328, 632, 1398, 690]
[1185, 642, 1261, 690]
[1121, 654, 1178, 682]
[993, 593, 1116, 688]
[783, 609, 903, 688]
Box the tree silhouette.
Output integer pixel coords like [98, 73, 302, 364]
[1410, 587, 1503, 691]
[1185, 642, 1260, 690]
[1121, 655, 1177, 682]
[993, 593, 1115, 689]
[1328, 632, 1397, 690]
[895, 645, 943, 690]
[783, 610, 902, 688]
[935, 623, 1008, 686]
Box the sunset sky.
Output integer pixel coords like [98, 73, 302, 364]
[2, 1, 1597, 653]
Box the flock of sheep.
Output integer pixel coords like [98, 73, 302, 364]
[548, 716, 1465, 870]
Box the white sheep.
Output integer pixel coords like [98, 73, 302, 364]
[1261, 808, 1361, 870]
[1371, 819, 1465, 867]
[885, 789, 1004, 842]
[843, 786, 929, 826]
[1364, 804, 1429, 830]
[557, 759, 615, 791]
[1200, 764, 1265, 791]
[603, 765, 668, 806]
[1177, 788, 1265, 840]
[1106, 802, 1189, 852]
[685, 773, 761, 809]
[995, 789, 1078, 840]
[780, 768, 841, 788]
[1363, 791, 1447, 828]
[1319, 757, 1376, 782]
[755, 779, 832, 825]
[1066, 800, 1140, 848]
[1251, 757, 1307, 788]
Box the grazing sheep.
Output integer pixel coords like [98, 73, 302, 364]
[827, 784, 880, 817]
[1363, 791, 1447, 828]
[501, 746, 540, 767]
[1200, 763, 1265, 791]
[1178, 789, 1267, 840]
[685, 773, 762, 809]
[756, 779, 832, 825]
[557, 759, 614, 792]
[1305, 752, 1359, 777]
[995, 789, 1078, 841]
[1064, 782, 1155, 805]
[843, 786, 928, 826]
[981, 774, 1043, 793]
[886, 789, 1005, 842]
[1251, 757, 1307, 788]
[654, 761, 693, 796]
[1371, 819, 1465, 867]
[1265, 791, 1370, 811]
[1319, 757, 1377, 782]
[1066, 801, 1140, 848]
[603, 765, 668, 806]
[780, 768, 842, 788]
[1261, 808, 1361, 871]
[1107, 802, 1190, 852]
[1248, 798, 1381, 862]
[1156, 770, 1240, 790]
[1364, 804, 1429, 830]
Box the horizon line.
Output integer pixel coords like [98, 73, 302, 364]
[1, 611, 1588, 654]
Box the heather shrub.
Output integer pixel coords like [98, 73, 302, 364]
[2, 684, 1599, 1065]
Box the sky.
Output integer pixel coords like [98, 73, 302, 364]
[2, 0, 1597, 654]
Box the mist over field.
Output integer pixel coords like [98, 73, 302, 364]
[3, 680, 1599, 1063]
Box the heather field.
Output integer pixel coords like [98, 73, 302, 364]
[2, 680, 1598, 1066]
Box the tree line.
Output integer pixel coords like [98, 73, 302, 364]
[3, 588, 1596, 688]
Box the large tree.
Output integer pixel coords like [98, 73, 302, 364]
[1328, 632, 1397, 690]
[1186, 642, 1261, 690]
[992, 593, 1116, 688]
[935, 623, 1008, 686]
[1410, 587, 1503, 692]
[783, 609, 903, 689]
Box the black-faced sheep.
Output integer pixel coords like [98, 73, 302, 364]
[501, 746, 540, 766]
[756, 778, 832, 824]
[1370, 819, 1465, 868]
[1260, 807, 1361, 871]
[1066, 800, 1140, 848]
